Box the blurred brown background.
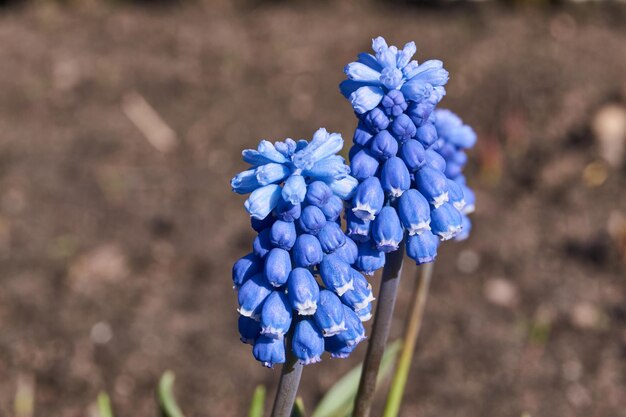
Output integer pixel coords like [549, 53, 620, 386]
[1, 0, 625, 416]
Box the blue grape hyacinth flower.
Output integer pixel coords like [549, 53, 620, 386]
[231, 129, 378, 368]
[340, 37, 477, 265]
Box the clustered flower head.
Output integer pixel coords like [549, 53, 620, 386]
[340, 36, 476, 265]
[231, 128, 378, 368]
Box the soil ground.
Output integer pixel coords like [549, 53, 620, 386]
[0, 1, 626, 416]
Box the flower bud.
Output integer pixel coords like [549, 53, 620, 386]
[380, 157, 411, 198]
[414, 166, 449, 208]
[346, 211, 371, 242]
[292, 128, 344, 170]
[350, 149, 380, 181]
[299, 205, 326, 235]
[252, 228, 273, 258]
[251, 214, 275, 233]
[255, 163, 291, 186]
[274, 199, 301, 222]
[320, 253, 354, 296]
[352, 177, 384, 221]
[317, 222, 347, 253]
[430, 202, 462, 241]
[399, 139, 426, 172]
[353, 122, 374, 147]
[348, 85, 384, 114]
[362, 107, 390, 133]
[355, 242, 386, 275]
[460, 184, 475, 214]
[333, 237, 358, 265]
[292, 319, 325, 365]
[238, 273, 273, 319]
[281, 174, 307, 205]
[305, 181, 332, 207]
[398, 189, 431, 235]
[446, 179, 465, 212]
[260, 291, 293, 339]
[314, 290, 347, 336]
[407, 101, 436, 128]
[239, 315, 261, 344]
[325, 335, 356, 358]
[325, 175, 359, 200]
[371, 206, 404, 253]
[243, 140, 288, 166]
[288, 268, 320, 315]
[455, 215, 472, 241]
[231, 168, 261, 194]
[264, 248, 292, 287]
[334, 305, 366, 347]
[370, 130, 398, 160]
[293, 234, 324, 268]
[303, 155, 350, 181]
[270, 220, 297, 250]
[380, 89, 407, 118]
[391, 114, 417, 143]
[340, 269, 375, 311]
[445, 161, 462, 180]
[320, 195, 344, 221]
[356, 303, 372, 322]
[232, 252, 262, 289]
[415, 122, 438, 147]
[425, 149, 446, 172]
[245, 184, 283, 220]
[407, 229, 439, 264]
[253, 335, 286, 368]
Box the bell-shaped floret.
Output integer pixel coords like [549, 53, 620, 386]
[355, 242, 386, 275]
[264, 248, 292, 287]
[380, 89, 407, 118]
[251, 214, 275, 233]
[255, 163, 291, 186]
[446, 179, 466, 212]
[299, 205, 326, 235]
[407, 101, 436, 129]
[320, 253, 354, 296]
[293, 234, 324, 268]
[353, 122, 374, 147]
[414, 166, 449, 208]
[325, 175, 359, 200]
[340, 269, 375, 311]
[260, 291, 293, 339]
[334, 306, 366, 347]
[371, 206, 404, 253]
[346, 210, 371, 242]
[238, 315, 261, 344]
[460, 184, 475, 214]
[349, 86, 385, 114]
[292, 319, 325, 365]
[324, 335, 356, 359]
[305, 181, 333, 208]
[274, 199, 301, 222]
[398, 189, 431, 236]
[362, 108, 390, 133]
[270, 220, 297, 250]
[288, 268, 320, 315]
[253, 228, 273, 259]
[253, 335, 286, 368]
[232, 252, 262, 289]
[292, 128, 344, 171]
[350, 148, 380, 181]
[352, 177, 385, 221]
[238, 273, 273, 319]
[320, 195, 344, 221]
[380, 157, 411, 198]
[281, 175, 307, 205]
[303, 155, 350, 181]
[399, 139, 426, 172]
[455, 215, 472, 241]
[356, 303, 372, 322]
[407, 230, 439, 264]
[333, 237, 358, 265]
[425, 149, 446, 172]
[430, 203, 463, 241]
[370, 130, 398, 160]
[314, 289, 347, 336]
[317, 222, 347, 254]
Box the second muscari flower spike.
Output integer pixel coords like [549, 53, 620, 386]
[340, 36, 477, 265]
[230, 128, 384, 368]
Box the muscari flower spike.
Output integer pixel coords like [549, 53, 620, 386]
[231, 129, 379, 368]
[340, 36, 477, 265]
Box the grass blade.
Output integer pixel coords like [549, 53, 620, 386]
[311, 340, 401, 417]
[157, 371, 185, 417]
[290, 397, 306, 417]
[249, 385, 267, 417]
[97, 392, 114, 417]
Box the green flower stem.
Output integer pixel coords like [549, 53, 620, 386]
[271, 347, 303, 417]
[353, 240, 406, 417]
[383, 262, 434, 417]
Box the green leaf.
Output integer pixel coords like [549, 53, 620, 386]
[157, 371, 185, 417]
[311, 340, 401, 417]
[248, 385, 267, 417]
[97, 392, 114, 417]
[291, 397, 306, 417]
